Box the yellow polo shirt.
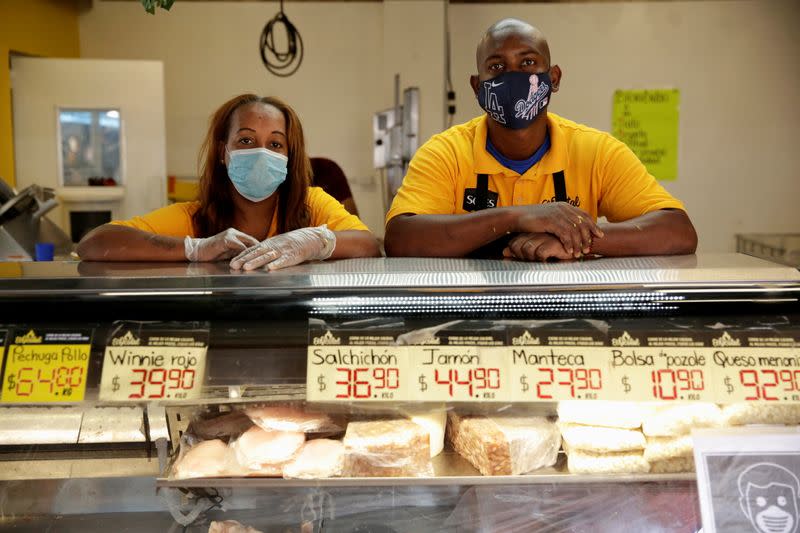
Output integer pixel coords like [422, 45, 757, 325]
[386, 113, 684, 223]
[112, 186, 368, 237]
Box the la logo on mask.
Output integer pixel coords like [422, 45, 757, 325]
[478, 71, 553, 130]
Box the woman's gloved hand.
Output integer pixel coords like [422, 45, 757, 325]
[229, 225, 336, 271]
[184, 228, 260, 262]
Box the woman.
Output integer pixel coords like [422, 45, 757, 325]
[77, 95, 380, 270]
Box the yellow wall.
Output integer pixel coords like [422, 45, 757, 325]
[0, 0, 80, 187]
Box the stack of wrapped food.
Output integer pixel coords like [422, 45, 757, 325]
[171, 403, 446, 479]
[641, 402, 722, 473]
[558, 401, 650, 474]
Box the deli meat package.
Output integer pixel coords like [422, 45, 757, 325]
[446, 412, 560, 476]
[557, 401, 650, 429]
[343, 419, 432, 477]
[172, 439, 240, 479]
[244, 404, 340, 434]
[283, 438, 345, 479]
[230, 426, 305, 476]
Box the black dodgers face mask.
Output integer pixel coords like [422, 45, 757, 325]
[477, 70, 552, 130]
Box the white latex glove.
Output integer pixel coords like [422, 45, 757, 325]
[184, 228, 260, 262]
[229, 225, 336, 271]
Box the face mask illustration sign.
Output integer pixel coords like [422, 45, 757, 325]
[693, 428, 800, 533]
[740, 464, 800, 533]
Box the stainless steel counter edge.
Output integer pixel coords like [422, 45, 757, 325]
[0, 254, 798, 296]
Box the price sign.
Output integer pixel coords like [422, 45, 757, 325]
[99, 329, 207, 401]
[1, 329, 92, 403]
[411, 346, 508, 402]
[507, 328, 611, 402]
[708, 331, 800, 402]
[306, 345, 409, 402]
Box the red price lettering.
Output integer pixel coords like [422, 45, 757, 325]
[536, 368, 555, 399]
[536, 368, 602, 399]
[181, 369, 195, 389]
[335, 368, 371, 399]
[372, 367, 400, 390]
[739, 369, 780, 401]
[68, 366, 84, 388]
[779, 370, 800, 392]
[16, 367, 34, 396]
[147, 368, 166, 399]
[651, 369, 705, 400]
[129, 369, 147, 399]
[37, 367, 54, 394]
[435, 368, 501, 398]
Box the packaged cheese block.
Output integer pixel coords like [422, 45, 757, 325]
[558, 422, 645, 453]
[565, 447, 650, 475]
[399, 405, 447, 458]
[557, 401, 650, 429]
[173, 439, 237, 479]
[343, 419, 432, 477]
[283, 439, 345, 479]
[446, 412, 560, 476]
[642, 403, 722, 437]
[649, 456, 695, 474]
[209, 520, 263, 533]
[230, 426, 305, 474]
[245, 405, 338, 434]
[721, 403, 800, 426]
[643, 435, 694, 462]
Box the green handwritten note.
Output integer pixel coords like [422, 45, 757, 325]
[612, 89, 680, 181]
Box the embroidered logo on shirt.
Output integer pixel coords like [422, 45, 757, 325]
[542, 195, 581, 207]
[463, 188, 499, 211]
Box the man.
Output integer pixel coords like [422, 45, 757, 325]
[384, 18, 697, 261]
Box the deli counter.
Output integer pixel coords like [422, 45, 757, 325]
[0, 254, 798, 532]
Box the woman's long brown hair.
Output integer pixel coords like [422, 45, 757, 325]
[192, 94, 311, 237]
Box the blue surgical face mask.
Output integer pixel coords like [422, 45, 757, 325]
[477, 70, 552, 130]
[226, 147, 288, 202]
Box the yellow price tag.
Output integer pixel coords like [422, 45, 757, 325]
[306, 345, 409, 402]
[1, 329, 91, 403]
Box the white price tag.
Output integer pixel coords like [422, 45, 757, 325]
[305, 345, 409, 402]
[410, 346, 509, 402]
[99, 330, 207, 402]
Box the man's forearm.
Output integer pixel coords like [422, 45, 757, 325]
[384, 210, 518, 257]
[591, 209, 697, 257]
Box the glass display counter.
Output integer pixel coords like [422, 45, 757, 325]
[0, 254, 798, 532]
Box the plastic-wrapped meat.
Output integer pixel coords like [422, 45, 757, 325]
[208, 520, 263, 533]
[283, 439, 345, 479]
[245, 405, 338, 433]
[173, 439, 235, 479]
[343, 419, 432, 477]
[231, 426, 305, 473]
[191, 410, 254, 440]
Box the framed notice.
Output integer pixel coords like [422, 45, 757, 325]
[694, 427, 800, 533]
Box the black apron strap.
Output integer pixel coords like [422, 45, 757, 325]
[553, 170, 567, 203]
[476, 174, 489, 210]
[468, 173, 508, 258]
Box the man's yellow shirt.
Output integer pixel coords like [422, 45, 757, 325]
[113, 186, 368, 237]
[386, 113, 684, 224]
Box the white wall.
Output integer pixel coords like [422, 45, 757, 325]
[11, 57, 166, 230]
[78, 0, 800, 250]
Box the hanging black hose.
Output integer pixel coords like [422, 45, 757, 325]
[260, 0, 304, 77]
